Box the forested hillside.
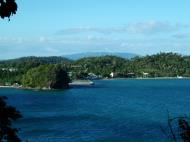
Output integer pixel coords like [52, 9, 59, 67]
[0, 56, 71, 86]
[1, 53, 190, 87]
[72, 53, 190, 78]
[0, 56, 71, 70]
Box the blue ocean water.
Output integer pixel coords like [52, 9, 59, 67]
[0, 79, 190, 142]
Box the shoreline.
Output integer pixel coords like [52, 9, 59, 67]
[102, 76, 190, 80]
[0, 85, 19, 88]
[1, 77, 190, 90]
[0, 80, 95, 90]
[135, 76, 190, 80]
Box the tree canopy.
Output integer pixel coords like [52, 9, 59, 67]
[22, 64, 70, 89]
[71, 53, 190, 78]
[0, 96, 22, 142]
[1, 53, 190, 85]
[0, 0, 17, 19]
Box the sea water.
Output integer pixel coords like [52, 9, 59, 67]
[1, 79, 190, 142]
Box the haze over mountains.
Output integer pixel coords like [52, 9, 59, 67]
[63, 52, 138, 60]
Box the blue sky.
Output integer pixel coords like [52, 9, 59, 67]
[1, 0, 190, 59]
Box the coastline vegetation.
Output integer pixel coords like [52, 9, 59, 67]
[72, 52, 190, 78]
[22, 64, 70, 89]
[0, 52, 190, 89]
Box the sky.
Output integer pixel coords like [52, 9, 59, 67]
[1, 0, 190, 59]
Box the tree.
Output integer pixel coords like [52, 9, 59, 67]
[0, 1, 21, 141]
[0, 96, 22, 142]
[22, 64, 70, 89]
[0, 0, 17, 19]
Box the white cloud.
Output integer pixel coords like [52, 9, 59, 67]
[1, 21, 190, 59]
[56, 21, 189, 35]
[0, 37, 24, 44]
[172, 33, 190, 39]
[45, 47, 59, 53]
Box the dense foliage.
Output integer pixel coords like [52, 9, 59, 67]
[129, 53, 189, 77]
[0, 56, 71, 70]
[1, 53, 190, 87]
[0, 0, 17, 19]
[72, 55, 127, 78]
[22, 65, 69, 89]
[22, 64, 70, 89]
[0, 56, 71, 85]
[0, 96, 22, 142]
[72, 53, 190, 78]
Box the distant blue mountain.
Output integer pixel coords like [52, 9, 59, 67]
[63, 52, 139, 60]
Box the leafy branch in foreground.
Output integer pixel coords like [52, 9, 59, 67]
[178, 118, 190, 141]
[0, 96, 22, 142]
[162, 111, 190, 142]
[0, 0, 17, 20]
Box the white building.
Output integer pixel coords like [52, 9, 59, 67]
[142, 72, 149, 78]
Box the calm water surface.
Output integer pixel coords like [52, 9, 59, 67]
[0, 79, 190, 142]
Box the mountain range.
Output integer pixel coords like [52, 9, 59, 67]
[63, 52, 138, 60]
